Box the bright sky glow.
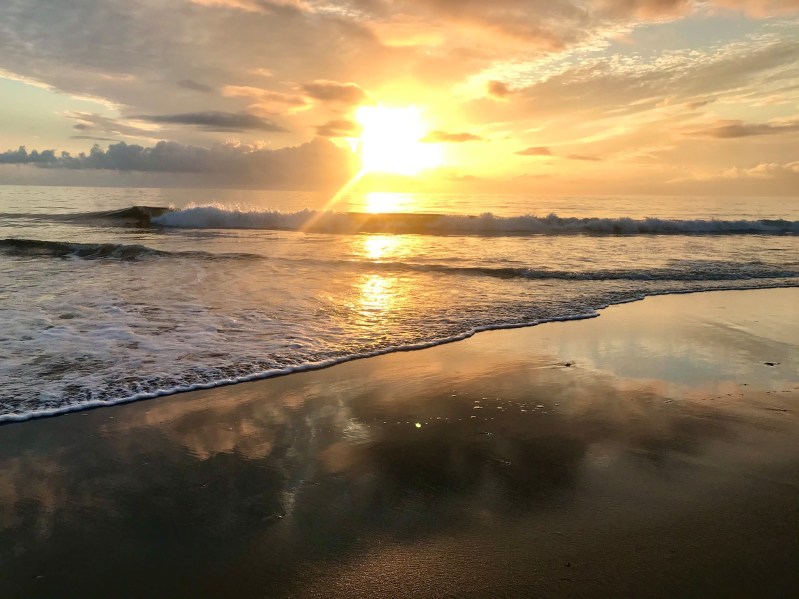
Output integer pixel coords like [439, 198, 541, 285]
[355, 106, 443, 176]
[0, 2, 797, 195]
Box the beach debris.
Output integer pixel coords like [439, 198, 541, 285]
[764, 362, 781, 366]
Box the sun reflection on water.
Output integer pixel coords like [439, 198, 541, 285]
[363, 234, 402, 260]
[364, 192, 415, 213]
[357, 274, 396, 317]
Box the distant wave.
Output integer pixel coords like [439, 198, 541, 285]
[152, 205, 799, 235]
[4, 238, 798, 282]
[0, 238, 259, 261]
[350, 260, 799, 282]
[1, 206, 171, 227]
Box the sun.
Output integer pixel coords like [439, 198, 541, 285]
[354, 105, 442, 176]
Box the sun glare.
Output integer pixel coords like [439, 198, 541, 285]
[355, 105, 442, 176]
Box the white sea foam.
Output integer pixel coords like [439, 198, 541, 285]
[0, 311, 604, 424]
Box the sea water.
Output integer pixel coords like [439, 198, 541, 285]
[1, 186, 797, 422]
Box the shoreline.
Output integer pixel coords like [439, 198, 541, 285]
[3, 283, 797, 425]
[2, 287, 797, 598]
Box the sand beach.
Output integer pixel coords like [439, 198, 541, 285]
[1, 287, 797, 598]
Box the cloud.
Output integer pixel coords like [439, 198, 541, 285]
[222, 85, 309, 114]
[132, 111, 287, 132]
[67, 112, 157, 138]
[316, 118, 361, 137]
[566, 154, 602, 161]
[0, 0, 797, 192]
[515, 147, 600, 160]
[177, 79, 214, 93]
[0, 146, 58, 164]
[301, 80, 367, 104]
[421, 130, 483, 143]
[515, 146, 552, 156]
[487, 80, 514, 98]
[712, 0, 799, 16]
[71, 135, 120, 142]
[0, 138, 357, 186]
[686, 119, 799, 138]
[721, 161, 799, 179]
[597, 0, 692, 19]
[667, 160, 799, 195]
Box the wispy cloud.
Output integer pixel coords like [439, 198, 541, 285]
[686, 119, 799, 138]
[515, 146, 552, 156]
[301, 80, 367, 104]
[315, 118, 361, 137]
[177, 79, 214, 93]
[422, 131, 484, 143]
[67, 112, 158, 138]
[132, 111, 287, 132]
[566, 154, 602, 161]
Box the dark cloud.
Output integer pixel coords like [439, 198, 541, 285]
[0, 146, 58, 164]
[316, 119, 361, 137]
[222, 85, 309, 113]
[685, 99, 712, 110]
[567, 154, 602, 161]
[515, 146, 552, 156]
[301, 80, 367, 104]
[687, 119, 799, 138]
[71, 135, 120, 142]
[0, 138, 356, 187]
[68, 112, 155, 138]
[177, 79, 214, 93]
[132, 111, 287, 132]
[487, 80, 514, 98]
[421, 130, 484, 143]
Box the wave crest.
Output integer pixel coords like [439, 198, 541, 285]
[153, 205, 799, 235]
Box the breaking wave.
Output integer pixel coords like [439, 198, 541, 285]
[152, 205, 799, 235]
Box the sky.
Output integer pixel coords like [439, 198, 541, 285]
[0, 0, 798, 194]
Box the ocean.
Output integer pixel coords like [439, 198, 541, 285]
[1, 186, 798, 423]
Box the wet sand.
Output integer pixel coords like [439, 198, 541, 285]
[1, 288, 798, 598]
